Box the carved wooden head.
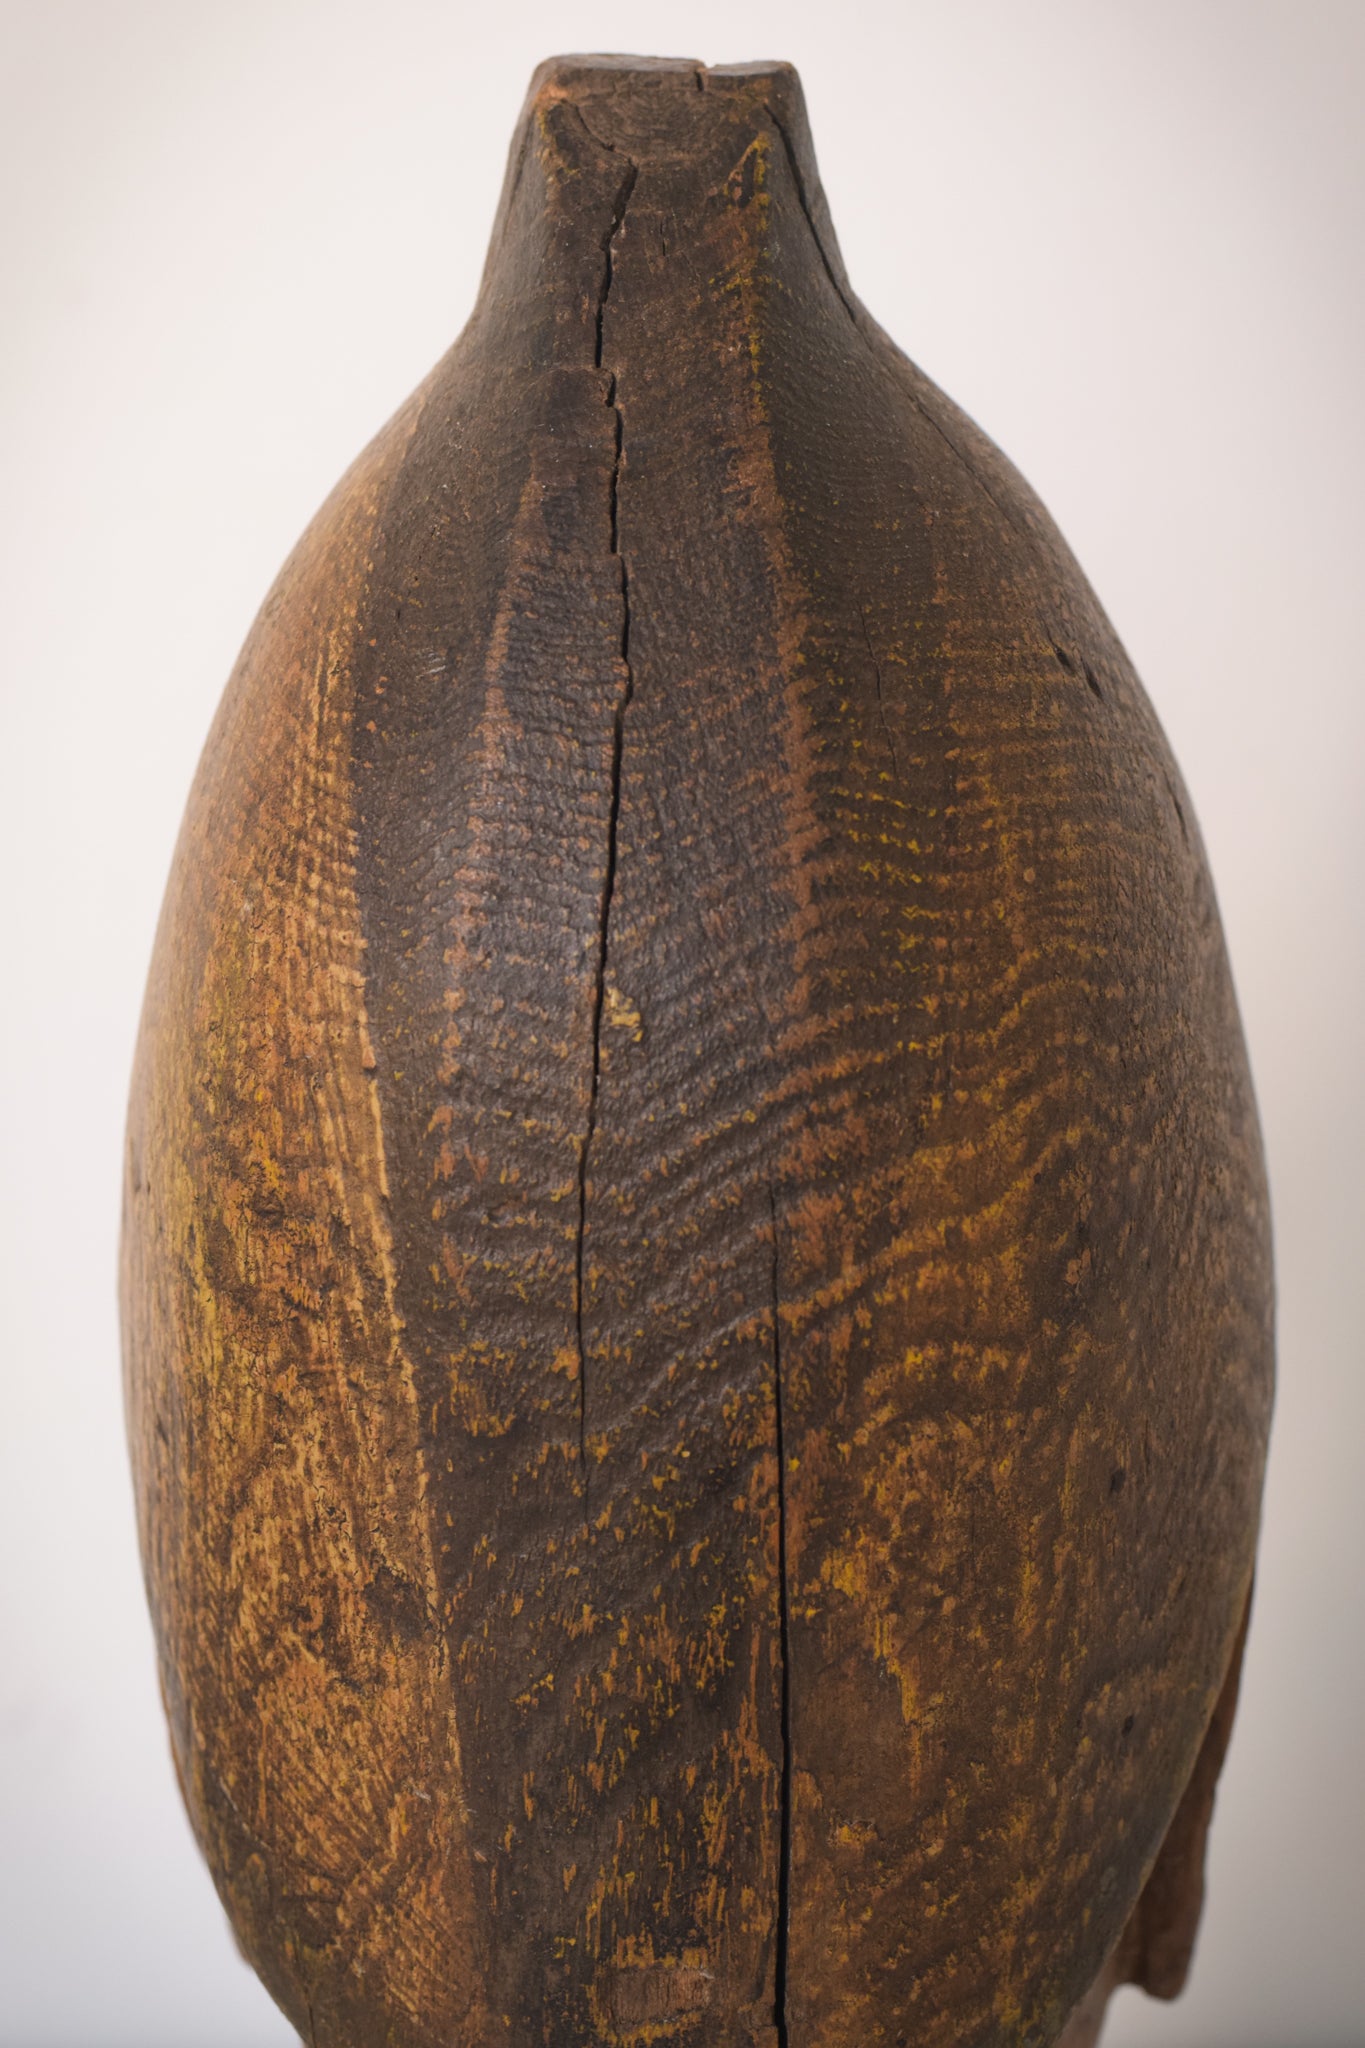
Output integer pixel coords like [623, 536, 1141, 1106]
[121, 55, 1272, 2047]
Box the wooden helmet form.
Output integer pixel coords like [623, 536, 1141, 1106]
[122, 56, 1273, 2048]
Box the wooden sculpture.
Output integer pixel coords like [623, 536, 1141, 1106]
[121, 55, 1273, 2048]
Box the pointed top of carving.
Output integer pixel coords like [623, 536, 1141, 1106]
[520, 53, 806, 151]
[489, 53, 853, 318]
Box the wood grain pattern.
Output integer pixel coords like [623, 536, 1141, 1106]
[122, 56, 1273, 2048]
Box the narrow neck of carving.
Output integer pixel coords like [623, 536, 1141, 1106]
[471, 54, 854, 371]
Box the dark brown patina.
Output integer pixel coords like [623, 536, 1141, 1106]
[122, 55, 1273, 2048]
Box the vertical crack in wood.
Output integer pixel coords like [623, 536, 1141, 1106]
[765, 98, 1029, 548]
[575, 154, 638, 1509]
[768, 1182, 793, 2048]
[763, 102, 858, 333]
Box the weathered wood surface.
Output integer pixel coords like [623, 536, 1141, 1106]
[121, 54, 1273, 2048]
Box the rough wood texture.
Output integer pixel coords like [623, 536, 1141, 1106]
[121, 55, 1274, 2048]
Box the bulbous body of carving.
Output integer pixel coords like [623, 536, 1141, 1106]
[121, 55, 1272, 2048]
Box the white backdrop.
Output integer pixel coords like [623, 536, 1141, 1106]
[2, 3, 1362, 2044]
